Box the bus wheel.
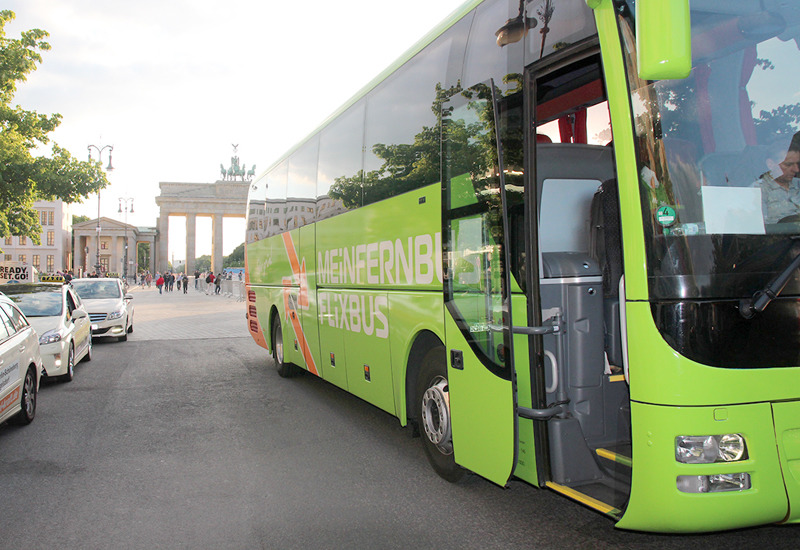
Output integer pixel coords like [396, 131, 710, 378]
[416, 347, 465, 482]
[272, 318, 297, 378]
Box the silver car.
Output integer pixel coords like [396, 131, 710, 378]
[70, 278, 134, 342]
[0, 294, 43, 426]
[1, 282, 92, 382]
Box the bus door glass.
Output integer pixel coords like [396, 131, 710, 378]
[442, 81, 518, 485]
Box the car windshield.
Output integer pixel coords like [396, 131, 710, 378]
[72, 280, 121, 299]
[2, 285, 63, 317]
[620, 1, 800, 300]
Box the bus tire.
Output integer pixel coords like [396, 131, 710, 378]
[272, 317, 297, 378]
[416, 346, 465, 482]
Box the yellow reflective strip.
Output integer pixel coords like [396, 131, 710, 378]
[595, 448, 633, 468]
[608, 374, 626, 382]
[545, 482, 621, 517]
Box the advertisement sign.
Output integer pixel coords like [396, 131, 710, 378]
[0, 262, 34, 283]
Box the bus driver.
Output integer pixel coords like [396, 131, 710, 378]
[757, 135, 800, 224]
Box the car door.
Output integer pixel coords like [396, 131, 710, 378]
[67, 288, 90, 356]
[0, 306, 26, 423]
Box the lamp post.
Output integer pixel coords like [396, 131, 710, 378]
[118, 197, 134, 283]
[88, 144, 114, 275]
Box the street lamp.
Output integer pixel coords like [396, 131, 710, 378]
[88, 144, 114, 275]
[118, 197, 134, 283]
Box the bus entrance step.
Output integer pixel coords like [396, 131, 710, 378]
[595, 446, 632, 468]
[545, 481, 622, 519]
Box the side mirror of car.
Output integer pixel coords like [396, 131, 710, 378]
[71, 309, 88, 321]
[124, 294, 133, 301]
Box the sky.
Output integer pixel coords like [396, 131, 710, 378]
[5, 0, 467, 264]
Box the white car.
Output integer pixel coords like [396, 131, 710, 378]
[0, 294, 43, 426]
[70, 278, 134, 342]
[1, 282, 92, 382]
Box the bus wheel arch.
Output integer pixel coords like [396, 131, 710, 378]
[270, 308, 298, 378]
[407, 331, 466, 482]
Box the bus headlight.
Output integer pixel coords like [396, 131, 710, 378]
[675, 434, 747, 464]
[677, 473, 751, 493]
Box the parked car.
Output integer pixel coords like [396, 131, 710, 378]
[70, 278, 134, 342]
[0, 293, 43, 425]
[1, 282, 92, 382]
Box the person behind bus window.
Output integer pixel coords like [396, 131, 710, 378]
[756, 135, 800, 224]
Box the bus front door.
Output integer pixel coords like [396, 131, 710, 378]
[442, 83, 518, 486]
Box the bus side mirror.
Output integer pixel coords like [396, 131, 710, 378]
[635, 0, 692, 80]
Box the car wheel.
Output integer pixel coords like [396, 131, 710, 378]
[118, 318, 128, 342]
[416, 346, 466, 482]
[272, 317, 297, 378]
[61, 343, 75, 382]
[12, 367, 37, 425]
[82, 333, 93, 362]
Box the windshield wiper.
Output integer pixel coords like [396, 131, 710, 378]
[739, 237, 800, 319]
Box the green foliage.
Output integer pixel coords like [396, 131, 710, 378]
[72, 214, 90, 225]
[137, 242, 149, 272]
[0, 10, 109, 242]
[223, 242, 244, 268]
[329, 83, 462, 209]
[194, 255, 211, 272]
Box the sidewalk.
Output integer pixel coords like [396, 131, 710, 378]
[125, 283, 248, 342]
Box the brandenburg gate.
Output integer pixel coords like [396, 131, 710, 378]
[155, 180, 249, 275]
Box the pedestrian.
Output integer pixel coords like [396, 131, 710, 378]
[215, 272, 222, 294]
[206, 272, 215, 294]
[156, 274, 164, 294]
[183, 274, 188, 293]
[194, 269, 200, 289]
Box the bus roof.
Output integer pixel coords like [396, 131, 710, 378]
[257, 0, 484, 180]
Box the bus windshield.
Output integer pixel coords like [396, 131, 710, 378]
[621, 1, 800, 301]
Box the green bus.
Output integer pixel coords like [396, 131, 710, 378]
[245, 0, 800, 532]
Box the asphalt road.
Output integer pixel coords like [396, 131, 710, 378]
[0, 285, 797, 548]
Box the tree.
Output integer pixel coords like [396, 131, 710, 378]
[137, 242, 149, 273]
[223, 242, 244, 268]
[0, 10, 109, 245]
[72, 214, 90, 225]
[194, 255, 211, 272]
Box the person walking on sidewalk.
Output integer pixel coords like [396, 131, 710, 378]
[156, 274, 164, 294]
[215, 273, 222, 295]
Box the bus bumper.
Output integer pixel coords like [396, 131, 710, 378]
[617, 401, 795, 532]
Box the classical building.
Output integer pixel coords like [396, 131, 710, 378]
[1, 199, 72, 274]
[155, 180, 248, 275]
[72, 218, 156, 278]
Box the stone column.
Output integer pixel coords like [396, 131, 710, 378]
[157, 214, 169, 273]
[126, 235, 135, 281]
[212, 214, 224, 275]
[87, 234, 97, 274]
[116, 235, 125, 276]
[73, 235, 83, 274]
[186, 213, 196, 276]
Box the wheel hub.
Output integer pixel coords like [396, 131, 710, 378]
[421, 376, 453, 454]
